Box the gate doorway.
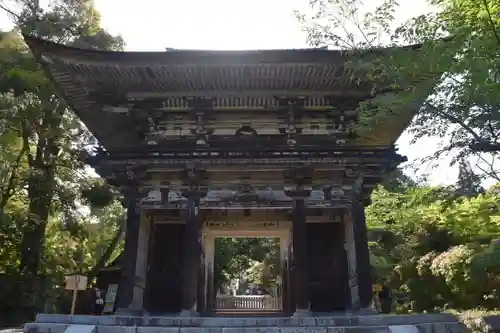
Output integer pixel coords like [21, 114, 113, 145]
[203, 221, 291, 314]
[214, 237, 281, 311]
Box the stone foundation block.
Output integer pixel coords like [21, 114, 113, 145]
[64, 325, 96, 333]
[24, 323, 68, 333]
[95, 326, 137, 333]
[415, 322, 468, 333]
[220, 328, 281, 333]
[282, 327, 327, 333]
[136, 328, 180, 333]
[178, 328, 222, 333]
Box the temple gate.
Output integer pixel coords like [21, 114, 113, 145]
[24, 35, 425, 317]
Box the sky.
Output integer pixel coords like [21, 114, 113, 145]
[0, 0, 484, 186]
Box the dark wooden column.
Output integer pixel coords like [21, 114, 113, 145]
[351, 194, 373, 309]
[180, 196, 202, 315]
[180, 168, 207, 316]
[284, 165, 312, 316]
[291, 196, 310, 314]
[116, 193, 141, 313]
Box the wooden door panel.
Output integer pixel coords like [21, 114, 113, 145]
[306, 222, 349, 312]
[146, 223, 185, 314]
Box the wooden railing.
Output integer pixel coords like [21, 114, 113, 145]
[215, 295, 281, 310]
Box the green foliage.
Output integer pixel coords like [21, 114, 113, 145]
[367, 180, 500, 311]
[214, 237, 280, 293]
[81, 181, 116, 210]
[296, 0, 500, 182]
[0, 0, 125, 322]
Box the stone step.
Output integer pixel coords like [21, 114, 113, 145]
[24, 322, 468, 333]
[33, 314, 464, 327]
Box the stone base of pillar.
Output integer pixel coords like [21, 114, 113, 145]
[179, 309, 199, 317]
[293, 308, 311, 317]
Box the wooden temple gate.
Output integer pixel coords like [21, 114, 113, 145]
[24, 34, 432, 316]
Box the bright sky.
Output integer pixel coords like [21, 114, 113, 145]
[0, 0, 484, 186]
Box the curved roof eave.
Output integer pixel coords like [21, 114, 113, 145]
[22, 33, 428, 66]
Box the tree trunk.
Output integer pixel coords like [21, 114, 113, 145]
[17, 106, 63, 317]
[18, 165, 55, 313]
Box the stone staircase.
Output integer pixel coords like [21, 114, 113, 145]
[24, 313, 468, 333]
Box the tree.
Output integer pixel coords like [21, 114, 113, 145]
[0, 0, 124, 318]
[366, 179, 500, 312]
[455, 158, 485, 196]
[295, 0, 500, 182]
[214, 237, 280, 293]
[380, 167, 416, 192]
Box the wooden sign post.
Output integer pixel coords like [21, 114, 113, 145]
[65, 273, 88, 315]
[372, 284, 383, 313]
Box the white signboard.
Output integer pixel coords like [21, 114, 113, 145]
[103, 284, 119, 313]
[65, 275, 88, 291]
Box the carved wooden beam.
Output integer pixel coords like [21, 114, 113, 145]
[186, 96, 215, 147]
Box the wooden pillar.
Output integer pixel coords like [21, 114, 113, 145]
[285, 179, 311, 316]
[292, 197, 310, 315]
[180, 195, 203, 316]
[343, 210, 360, 310]
[116, 195, 141, 313]
[204, 233, 216, 313]
[351, 195, 373, 309]
[129, 212, 151, 310]
[282, 235, 294, 315]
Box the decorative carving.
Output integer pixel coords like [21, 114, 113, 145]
[336, 139, 348, 145]
[234, 183, 259, 202]
[275, 96, 306, 147]
[181, 167, 209, 198]
[140, 189, 162, 204]
[190, 112, 213, 146]
[235, 125, 257, 138]
[185, 97, 215, 146]
[140, 186, 170, 205]
[143, 115, 161, 145]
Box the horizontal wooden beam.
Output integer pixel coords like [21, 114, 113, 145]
[121, 92, 369, 104]
[151, 215, 340, 224]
